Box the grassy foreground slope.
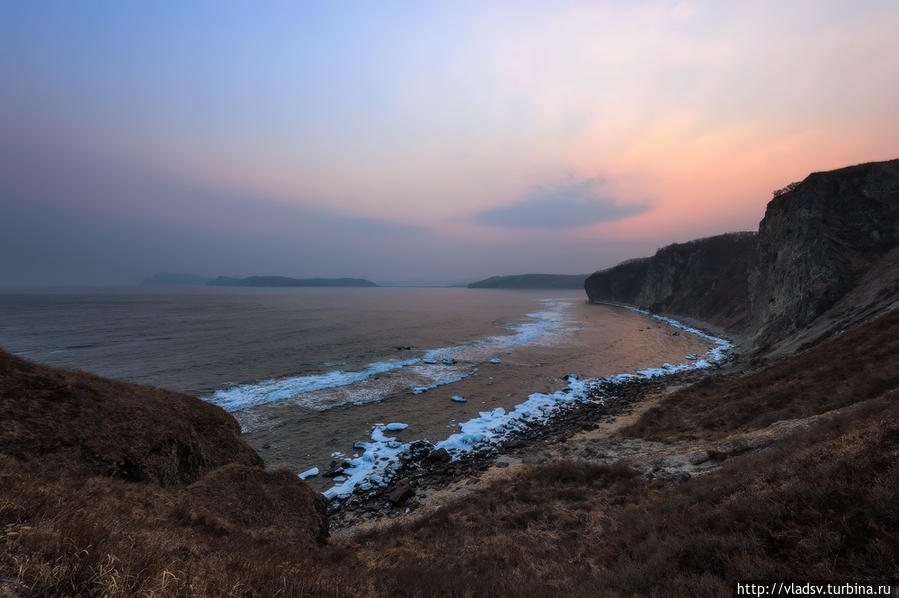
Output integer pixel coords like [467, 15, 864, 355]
[3, 307, 899, 596]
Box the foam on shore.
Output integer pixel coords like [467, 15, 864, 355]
[321, 310, 734, 501]
[207, 300, 573, 412]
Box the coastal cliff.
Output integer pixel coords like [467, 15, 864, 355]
[584, 233, 757, 331]
[750, 159, 899, 352]
[585, 158, 899, 352]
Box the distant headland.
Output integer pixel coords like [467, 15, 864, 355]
[140, 273, 378, 287]
[467, 273, 589, 289]
[207, 276, 378, 287]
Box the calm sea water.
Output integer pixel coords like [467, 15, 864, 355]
[0, 287, 717, 494]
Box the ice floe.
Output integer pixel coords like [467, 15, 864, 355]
[385, 422, 408, 431]
[298, 467, 319, 480]
[323, 423, 410, 499]
[451, 395, 467, 403]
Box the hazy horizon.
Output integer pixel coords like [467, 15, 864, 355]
[2, 1, 898, 287]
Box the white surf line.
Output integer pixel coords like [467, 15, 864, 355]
[320, 310, 733, 501]
[205, 299, 574, 413]
[412, 367, 479, 394]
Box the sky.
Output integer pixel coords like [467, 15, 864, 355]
[1, 0, 898, 286]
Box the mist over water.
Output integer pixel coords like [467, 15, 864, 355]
[0, 286, 718, 495]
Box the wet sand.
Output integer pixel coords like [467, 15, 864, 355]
[240, 301, 713, 490]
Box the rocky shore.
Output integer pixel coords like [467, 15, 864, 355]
[329, 354, 739, 531]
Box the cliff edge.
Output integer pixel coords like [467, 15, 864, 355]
[750, 159, 899, 352]
[585, 158, 899, 353]
[584, 232, 758, 331]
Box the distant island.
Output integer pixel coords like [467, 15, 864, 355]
[140, 272, 211, 286]
[467, 273, 589, 289]
[207, 276, 378, 287]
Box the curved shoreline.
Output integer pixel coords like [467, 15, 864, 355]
[327, 305, 737, 523]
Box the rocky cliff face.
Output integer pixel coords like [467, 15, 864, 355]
[750, 159, 899, 350]
[584, 232, 758, 331]
[585, 158, 899, 353]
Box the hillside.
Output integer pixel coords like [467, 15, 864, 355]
[0, 349, 328, 595]
[208, 275, 378, 287]
[3, 309, 898, 595]
[468, 273, 589, 289]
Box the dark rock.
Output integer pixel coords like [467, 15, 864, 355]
[322, 465, 344, 478]
[386, 480, 414, 504]
[406, 440, 435, 463]
[427, 448, 452, 463]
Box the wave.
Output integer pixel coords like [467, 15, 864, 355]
[205, 300, 573, 412]
[322, 311, 734, 500]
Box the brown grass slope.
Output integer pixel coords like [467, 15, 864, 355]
[8, 308, 899, 596]
[623, 307, 899, 442]
[341, 311, 899, 596]
[0, 350, 331, 597]
[0, 349, 261, 486]
[1, 456, 337, 597]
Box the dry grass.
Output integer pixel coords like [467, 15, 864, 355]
[2, 310, 899, 596]
[346, 392, 899, 597]
[623, 308, 899, 442]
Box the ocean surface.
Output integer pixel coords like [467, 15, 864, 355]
[0, 287, 725, 496]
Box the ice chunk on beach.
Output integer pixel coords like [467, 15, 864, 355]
[385, 422, 408, 431]
[435, 376, 593, 457]
[298, 467, 319, 480]
[322, 310, 735, 502]
[489, 358, 501, 364]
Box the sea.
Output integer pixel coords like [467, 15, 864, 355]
[0, 287, 727, 497]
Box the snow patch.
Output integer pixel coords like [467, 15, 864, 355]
[298, 467, 319, 480]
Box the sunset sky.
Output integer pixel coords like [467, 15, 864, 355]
[2, 0, 898, 286]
